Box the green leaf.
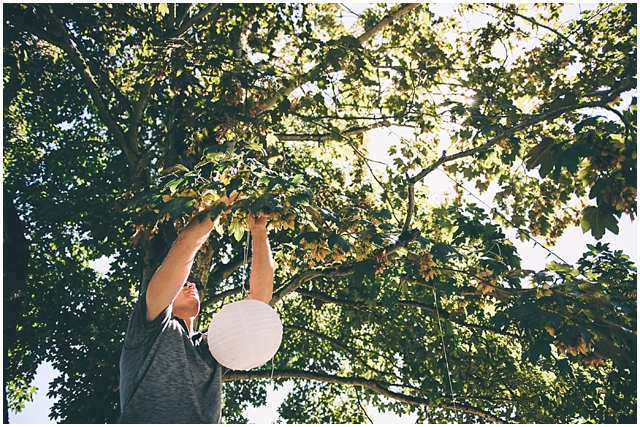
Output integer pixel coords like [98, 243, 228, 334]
[328, 233, 351, 252]
[378, 223, 396, 231]
[204, 201, 228, 223]
[371, 209, 392, 220]
[527, 340, 552, 363]
[228, 219, 246, 242]
[574, 116, 603, 133]
[430, 242, 459, 261]
[226, 178, 244, 196]
[588, 178, 612, 205]
[266, 132, 279, 146]
[371, 233, 397, 245]
[204, 143, 229, 160]
[490, 312, 510, 331]
[481, 124, 499, 136]
[329, 126, 343, 140]
[159, 197, 195, 218]
[161, 164, 190, 174]
[249, 193, 279, 214]
[287, 192, 310, 207]
[245, 142, 263, 151]
[353, 259, 376, 287]
[580, 205, 619, 240]
[266, 176, 286, 191]
[320, 207, 340, 225]
[326, 48, 345, 70]
[479, 256, 508, 274]
[556, 358, 572, 377]
[295, 231, 323, 245]
[552, 147, 579, 180]
[165, 177, 185, 194]
[525, 137, 562, 178]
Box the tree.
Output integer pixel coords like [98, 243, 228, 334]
[3, 3, 636, 423]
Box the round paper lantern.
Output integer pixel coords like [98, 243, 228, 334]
[207, 299, 283, 370]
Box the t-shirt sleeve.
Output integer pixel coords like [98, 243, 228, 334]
[123, 292, 172, 350]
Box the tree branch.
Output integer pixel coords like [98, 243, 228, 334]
[167, 3, 220, 40]
[270, 228, 420, 305]
[285, 324, 393, 377]
[200, 231, 424, 309]
[275, 121, 391, 142]
[271, 265, 351, 305]
[258, 4, 421, 113]
[224, 369, 505, 423]
[602, 105, 636, 142]
[408, 95, 632, 184]
[299, 287, 520, 339]
[201, 285, 242, 309]
[127, 81, 152, 146]
[22, 6, 139, 169]
[68, 30, 134, 114]
[357, 4, 422, 44]
[201, 252, 247, 308]
[291, 112, 399, 122]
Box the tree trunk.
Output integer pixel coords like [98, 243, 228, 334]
[3, 189, 31, 423]
[188, 240, 215, 292]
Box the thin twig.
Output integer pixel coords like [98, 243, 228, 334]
[488, 4, 598, 63]
[401, 177, 415, 235]
[167, 3, 220, 40]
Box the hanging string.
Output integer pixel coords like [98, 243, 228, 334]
[270, 356, 275, 380]
[433, 287, 460, 424]
[242, 228, 251, 299]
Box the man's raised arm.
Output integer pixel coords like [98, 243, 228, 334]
[247, 214, 274, 304]
[145, 196, 234, 322]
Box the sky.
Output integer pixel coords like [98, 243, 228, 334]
[8, 2, 636, 425]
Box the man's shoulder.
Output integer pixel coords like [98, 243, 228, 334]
[123, 293, 175, 349]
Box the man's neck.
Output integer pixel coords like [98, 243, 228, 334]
[175, 316, 195, 335]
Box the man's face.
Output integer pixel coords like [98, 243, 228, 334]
[173, 282, 200, 318]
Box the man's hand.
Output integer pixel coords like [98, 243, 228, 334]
[248, 212, 268, 234]
[216, 191, 241, 212]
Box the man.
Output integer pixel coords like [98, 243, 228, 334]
[118, 195, 274, 423]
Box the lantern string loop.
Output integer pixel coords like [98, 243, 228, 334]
[242, 229, 251, 299]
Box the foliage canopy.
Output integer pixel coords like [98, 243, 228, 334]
[3, 3, 636, 423]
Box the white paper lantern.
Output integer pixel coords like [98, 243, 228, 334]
[207, 299, 283, 370]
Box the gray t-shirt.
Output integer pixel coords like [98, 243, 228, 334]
[118, 293, 225, 423]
